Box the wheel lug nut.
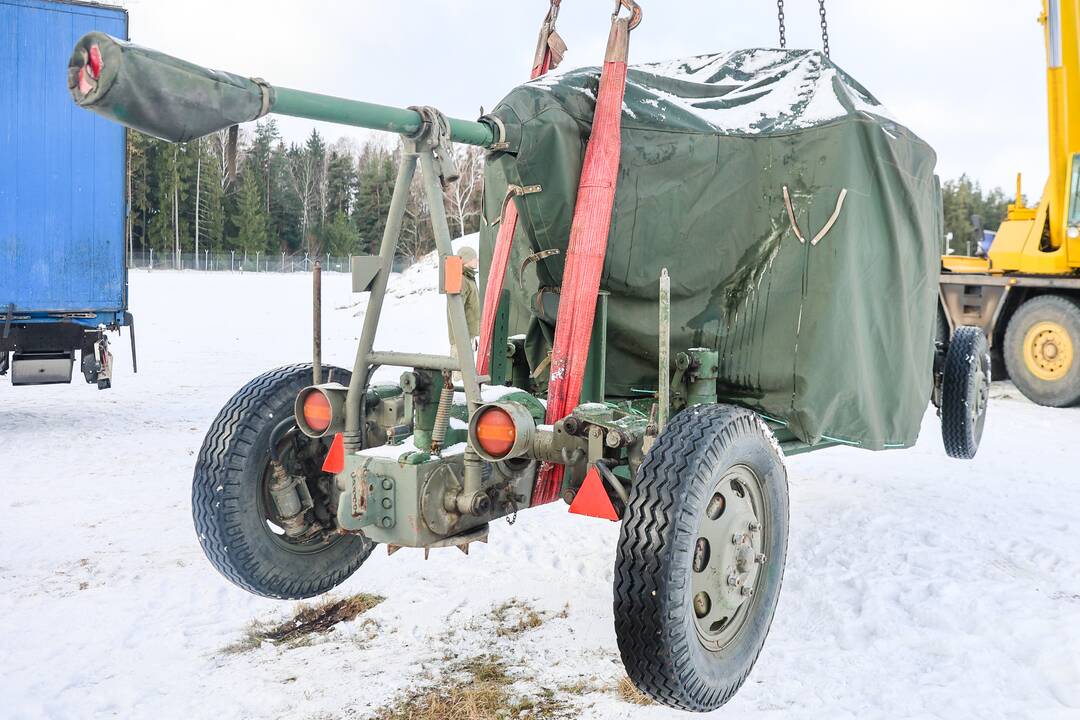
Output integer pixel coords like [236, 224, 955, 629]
[726, 574, 738, 587]
[731, 533, 741, 545]
[755, 553, 767, 564]
[748, 521, 762, 532]
[740, 586, 754, 597]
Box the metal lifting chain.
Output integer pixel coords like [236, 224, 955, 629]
[778, 0, 830, 58]
[819, 0, 831, 58]
[777, 0, 787, 48]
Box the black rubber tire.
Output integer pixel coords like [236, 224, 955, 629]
[614, 405, 789, 712]
[941, 326, 990, 460]
[192, 364, 374, 599]
[1003, 295, 1080, 407]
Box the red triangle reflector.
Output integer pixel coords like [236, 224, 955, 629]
[322, 433, 345, 474]
[568, 466, 619, 522]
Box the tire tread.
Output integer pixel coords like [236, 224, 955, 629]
[614, 405, 788, 711]
[192, 364, 372, 600]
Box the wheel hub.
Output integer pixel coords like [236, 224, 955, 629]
[1024, 321, 1074, 381]
[690, 465, 767, 651]
[258, 427, 339, 554]
[971, 362, 988, 421]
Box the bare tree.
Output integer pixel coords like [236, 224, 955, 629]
[286, 146, 319, 253]
[443, 146, 484, 238]
[315, 150, 330, 227]
[399, 178, 434, 263]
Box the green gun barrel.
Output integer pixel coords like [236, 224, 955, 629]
[68, 32, 494, 147]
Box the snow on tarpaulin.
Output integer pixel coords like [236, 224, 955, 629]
[529, 48, 898, 135]
[482, 48, 943, 450]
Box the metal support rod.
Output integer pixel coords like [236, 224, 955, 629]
[273, 88, 495, 148]
[658, 268, 671, 432]
[345, 153, 418, 435]
[313, 260, 322, 385]
[418, 151, 487, 508]
[366, 351, 459, 371]
[419, 152, 483, 414]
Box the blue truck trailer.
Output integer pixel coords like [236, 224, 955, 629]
[0, 0, 131, 388]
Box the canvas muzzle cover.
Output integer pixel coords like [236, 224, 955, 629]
[68, 32, 273, 143]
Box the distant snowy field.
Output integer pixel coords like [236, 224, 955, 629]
[2, 267, 1079, 720]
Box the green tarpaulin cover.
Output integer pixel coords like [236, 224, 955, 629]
[481, 49, 942, 450]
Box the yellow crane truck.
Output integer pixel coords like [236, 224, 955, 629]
[941, 0, 1080, 407]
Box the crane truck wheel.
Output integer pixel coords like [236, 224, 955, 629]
[1004, 295, 1080, 407]
[192, 364, 374, 600]
[941, 326, 991, 459]
[614, 404, 788, 712]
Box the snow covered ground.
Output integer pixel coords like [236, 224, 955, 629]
[2, 267, 1079, 720]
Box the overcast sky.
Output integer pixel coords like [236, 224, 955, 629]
[122, 0, 1049, 195]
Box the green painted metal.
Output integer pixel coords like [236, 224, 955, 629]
[335, 462, 397, 532]
[581, 293, 609, 404]
[489, 290, 512, 385]
[272, 88, 494, 147]
[658, 270, 671, 431]
[409, 370, 443, 453]
[686, 349, 720, 407]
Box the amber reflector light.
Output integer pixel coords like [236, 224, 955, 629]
[474, 406, 516, 458]
[301, 391, 332, 433]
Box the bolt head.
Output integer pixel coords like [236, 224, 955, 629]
[472, 494, 492, 515]
[731, 533, 742, 545]
[755, 553, 768, 565]
[748, 521, 762, 532]
[740, 586, 754, 597]
[726, 574, 739, 587]
[382, 478, 394, 490]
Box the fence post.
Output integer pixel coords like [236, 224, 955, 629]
[149, 248, 153, 270]
[204, 249, 209, 271]
[231, 250, 235, 272]
[256, 251, 260, 272]
[281, 252, 286, 272]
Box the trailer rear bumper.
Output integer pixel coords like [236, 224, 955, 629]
[1, 311, 131, 388]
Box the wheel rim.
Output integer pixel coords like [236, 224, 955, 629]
[970, 353, 989, 440]
[690, 465, 768, 652]
[256, 424, 340, 555]
[1023, 321, 1074, 382]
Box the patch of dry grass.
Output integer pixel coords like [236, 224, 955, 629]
[489, 599, 545, 638]
[374, 655, 578, 720]
[221, 593, 384, 654]
[373, 655, 511, 720]
[616, 676, 654, 706]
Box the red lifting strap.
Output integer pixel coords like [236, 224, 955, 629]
[533, 3, 640, 506]
[476, 1, 566, 378]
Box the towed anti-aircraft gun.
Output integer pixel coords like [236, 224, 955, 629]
[69, 4, 990, 711]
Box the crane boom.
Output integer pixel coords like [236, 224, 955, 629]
[1043, 0, 1079, 254]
